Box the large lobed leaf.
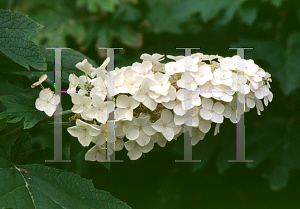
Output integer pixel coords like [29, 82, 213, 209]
[0, 148, 131, 208]
[0, 91, 46, 130]
[0, 9, 46, 71]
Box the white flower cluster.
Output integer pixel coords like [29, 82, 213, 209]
[67, 53, 273, 161]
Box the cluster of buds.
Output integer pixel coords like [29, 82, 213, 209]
[66, 53, 273, 160]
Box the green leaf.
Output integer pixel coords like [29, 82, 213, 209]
[146, 0, 183, 34]
[214, 0, 245, 25]
[148, 0, 244, 33]
[263, 0, 284, 7]
[0, 117, 8, 132]
[173, 0, 243, 23]
[238, 1, 258, 25]
[0, 132, 15, 146]
[116, 26, 143, 48]
[11, 131, 53, 165]
[0, 147, 12, 168]
[11, 47, 99, 86]
[99, 161, 111, 171]
[11, 131, 33, 164]
[76, 0, 136, 13]
[0, 159, 131, 208]
[0, 51, 30, 73]
[0, 77, 32, 96]
[29, 9, 86, 47]
[0, 9, 46, 71]
[0, 92, 46, 129]
[113, 4, 142, 23]
[96, 26, 113, 57]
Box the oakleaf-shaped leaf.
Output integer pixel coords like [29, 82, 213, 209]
[0, 92, 46, 129]
[0, 148, 131, 209]
[0, 9, 46, 71]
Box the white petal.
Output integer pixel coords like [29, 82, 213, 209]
[221, 93, 233, 102]
[191, 131, 205, 146]
[129, 96, 140, 109]
[39, 88, 53, 100]
[124, 140, 135, 150]
[128, 144, 142, 160]
[200, 108, 212, 120]
[162, 100, 175, 109]
[92, 133, 106, 145]
[85, 107, 98, 119]
[267, 91, 273, 102]
[140, 141, 154, 153]
[246, 98, 255, 108]
[95, 111, 108, 124]
[86, 124, 101, 136]
[107, 101, 115, 113]
[44, 103, 56, 116]
[142, 124, 156, 136]
[115, 138, 124, 151]
[152, 120, 163, 132]
[186, 115, 199, 127]
[201, 98, 213, 110]
[214, 123, 221, 136]
[156, 134, 167, 147]
[199, 120, 211, 133]
[136, 130, 151, 146]
[168, 122, 181, 135]
[35, 98, 47, 111]
[71, 93, 83, 106]
[174, 115, 184, 125]
[133, 89, 145, 102]
[143, 96, 157, 111]
[211, 112, 224, 123]
[85, 146, 99, 161]
[213, 102, 225, 114]
[161, 109, 173, 124]
[255, 90, 263, 99]
[78, 134, 93, 147]
[116, 95, 129, 108]
[67, 126, 85, 137]
[115, 108, 129, 121]
[52, 95, 60, 105]
[126, 125, 140, 140]
[162, 127, 174, 141]
[176, 89, 185, 101]
[174, 103, 185, 116]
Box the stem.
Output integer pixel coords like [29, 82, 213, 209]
[61, 110, 73, 116]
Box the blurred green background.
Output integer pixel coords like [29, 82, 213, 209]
[1, 0, 300, 208]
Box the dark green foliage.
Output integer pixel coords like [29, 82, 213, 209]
[0, 0, 300, 208]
